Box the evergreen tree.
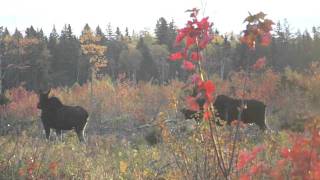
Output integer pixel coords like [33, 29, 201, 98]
[3, 28, 10, 37]
[155, 17, 169, 45]
[48, 26, 59, 49]
[136, 37, 159, 82]
[95, 25, 107, 45]
[38, 28, 46, 41]
[13, 28, 22, 39]
[125, 27, 131, 40]
[49, 24, 82, 86]
[61, 24, 75, 40]
[167, 20, 177, 51]
[25, 26, 37, 38]
[115, 27, 123, 41]
[106, 23, 114, 40]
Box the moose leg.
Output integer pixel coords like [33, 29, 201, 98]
[256, 121, 267, 131]
[56, 129, 62, 141]
[44, 126, 50, 140]
[75, 128, 85, 142]
[75, 129, 85, 143]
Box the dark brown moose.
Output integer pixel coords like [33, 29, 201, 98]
[182, 95, 267, 130]
[37, 90, 88, 142]
[213, 95, 267, 130]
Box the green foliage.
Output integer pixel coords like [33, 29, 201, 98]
[136, 37, 159, 82]
[0, 93, 9, 105]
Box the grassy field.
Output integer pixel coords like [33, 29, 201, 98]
[1, 68, 320, 179]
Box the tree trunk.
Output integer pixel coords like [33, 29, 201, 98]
[0, 55, 2, 94]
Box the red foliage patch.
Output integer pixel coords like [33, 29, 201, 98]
[241, 12, 274, 49]
[181, 61, 195, 71]
[169, 52, 183, 61]
[252, 57, 266, 70]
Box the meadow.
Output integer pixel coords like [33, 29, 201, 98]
[1, 64, 320, 179]
[1, 7, 320, 180]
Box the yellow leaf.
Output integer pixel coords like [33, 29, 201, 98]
[119, 161, 128, 173]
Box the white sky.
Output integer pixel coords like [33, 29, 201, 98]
[0, 0, 319, 36]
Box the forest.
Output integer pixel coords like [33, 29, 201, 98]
[1, 7, 320, 179]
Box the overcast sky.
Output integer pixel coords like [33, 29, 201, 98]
[1, 0, 319, 36]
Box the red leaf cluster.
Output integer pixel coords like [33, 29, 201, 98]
[241, 12, 274, 49]
[185, 96, 200, 111]
[184, 78, 216, 120]
[169, 52, 183, 61]
[191, 52, 202, 61]
[237, 145, 265, 170]
[181, 60, 195, 71]
[252, 56, 266, 70]
[169, 8, 214, 64]
[170, 8, 217, 122]
[198, 80, 215, 103]
[272, 131, 320, 179]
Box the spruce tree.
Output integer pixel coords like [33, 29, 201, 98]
[136, 37, 158, 82]
[155, 17, 169, 46]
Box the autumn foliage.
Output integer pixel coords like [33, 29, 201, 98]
[240, 12, 274, 49]
[1, 7, 320, 180]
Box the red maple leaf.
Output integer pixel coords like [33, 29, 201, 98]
[197, 17, 210, 30]
[237, 150, 251, 170]
[280, 148, 291, 159]
[186, 35, 196, 48]
[261, 19, 274, 32]
[198, 80, 216, 95]
[169, 52, 183, 61]
[252, 57, 266, 70]
[191, 52, 202, 61]
[175, 28, 189, 45]
[204, 111, 212, 121]
[185, 96, 200, 111]
[241, 33, 256, 49]
[199, 35, 213, 49]
[182, 60, 195, 71]
[260, 32, 272, 46]
[197, 80, 215, 103]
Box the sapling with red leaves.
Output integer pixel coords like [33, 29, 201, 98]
[169, 8, 274, 179]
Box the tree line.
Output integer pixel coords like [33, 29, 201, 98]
[0, 18, 319, 93]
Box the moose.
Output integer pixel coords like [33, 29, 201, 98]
[37, 90, 89, 142]
[181, 95, 267, 130]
